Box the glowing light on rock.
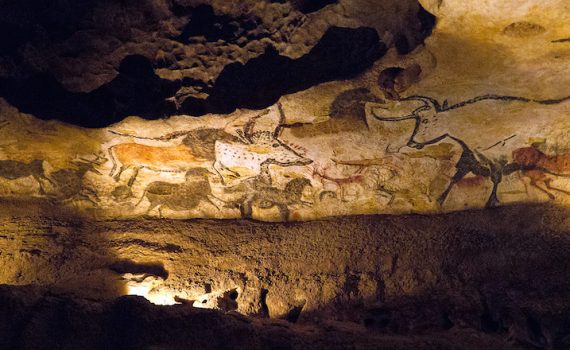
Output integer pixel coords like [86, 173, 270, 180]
[123, 273, 180, 306]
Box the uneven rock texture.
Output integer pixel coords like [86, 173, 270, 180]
[2, 1, 570, 349]
[2, 204, 570, 348]
[0, 287, 514, 350]
[0, 0, 433, 124]
[2, 0, 570, 220]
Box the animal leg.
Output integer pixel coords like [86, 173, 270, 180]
[213, 161, 226, 185]
[113, 166, 126, 182]
[530, 179, 555, 200]
[89, 188, 101, 202]
[519, 172, 531, 197]
[377, 187, 395, 205]
[486, 179, 500, 208]
[205, 196, 221, 210]
[437, 166, 470, 206]
[37, 182, 46, 195]
[340, 185, 349, 202]
[108, 147, 118, 177]
[485, 166, 504, 208]
[127, 167, 140, 187]
[32, 174, 50, 195]
[544, 178, 570, 196]
[76, 193, 98, 205]
[240, 199, 254, 219]
[39, 173, 55, 186]
[277, 204, 290, 222]
[145, 202, 159, 216]
[84, 186, 98, 197]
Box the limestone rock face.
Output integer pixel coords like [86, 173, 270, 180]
[2, 206, 570, 349]
[0, 0, 432, 123]
[420, 0, 570, 31]
[0, 286, 523, 350]
[2, 0, 570, 348]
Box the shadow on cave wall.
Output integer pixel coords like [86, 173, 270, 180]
[0, 26, 385, 127]
[182, 26, 386, 115]
[0, 55, 179, 128]
[269, 0, 338, 14]
[173, 4, 266, 44]
[282, 204, 570, 348]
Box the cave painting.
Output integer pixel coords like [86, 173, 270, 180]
[0, 159, 53, 195]
[103, 103, 316, 220]
[2, 89, 570, 220]
[365, 94, 570, 207]
[512, 146, 570, 200]
[137, 167, 221, 218]
[0, 153, 106, 207]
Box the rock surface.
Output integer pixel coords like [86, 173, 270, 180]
[1, 0, 570, 219]
[2, 204, 570, 348]
[1, 1, 570, 349]
[0, 0, 433, 124]
[0, 286, 516, 350]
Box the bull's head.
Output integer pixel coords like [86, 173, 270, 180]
[243, 103, 313, 167]
[366, 96, 439, 149]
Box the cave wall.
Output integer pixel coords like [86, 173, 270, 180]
[0, 1, 569, 221]
[2, 1, 570, 349]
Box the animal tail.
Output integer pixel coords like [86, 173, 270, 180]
[536, 166, 570, 178]
[108, 129, 191, 141]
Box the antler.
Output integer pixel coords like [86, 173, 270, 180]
[274, 102, 286, 138]
[76, 152, 107, 164]
[241, 109, 271, 143]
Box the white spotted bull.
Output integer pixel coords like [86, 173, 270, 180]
[214, 103, 312, 184]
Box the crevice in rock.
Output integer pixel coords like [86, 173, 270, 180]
[480, 294, 505, 334]
[0, 0, 437, 128]
[259, 288, 270, 318]
[395, 3, 436, 55]
[364, 308, 392, 329]
[285, 300, 306, 323]
[108, 259, 169, 280]
[275, 0, 339, 14]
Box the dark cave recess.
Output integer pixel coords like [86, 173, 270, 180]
[0, 1, 435, 128]
[0, 26, 385, 127]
